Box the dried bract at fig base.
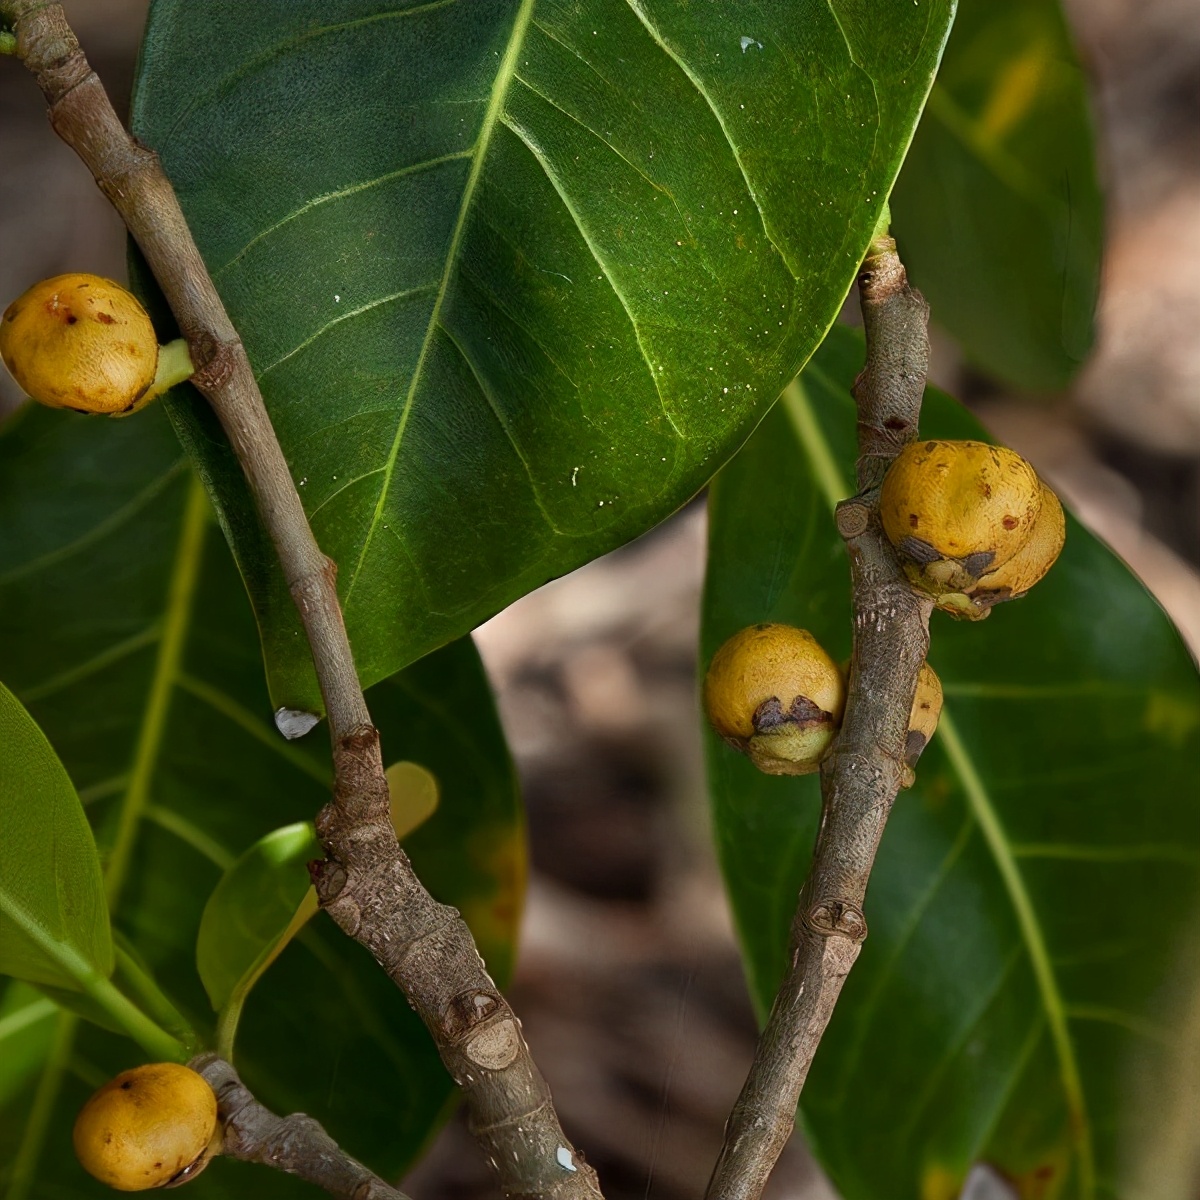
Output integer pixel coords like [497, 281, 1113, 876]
[704, 623, 845, 776]
[902, 662, 944, 785]
[879, 439, 1065, 615]
[881, 439, 1043, 593]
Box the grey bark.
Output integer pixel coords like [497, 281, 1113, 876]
[193, 1055, 411, 1200]
[705, 234, 934, 1200]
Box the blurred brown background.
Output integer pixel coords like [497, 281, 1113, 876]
[2, 3, 1197, 1199]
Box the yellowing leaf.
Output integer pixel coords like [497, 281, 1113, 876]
[386, 761, 440, 842]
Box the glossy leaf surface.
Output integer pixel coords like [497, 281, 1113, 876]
[0, 403, 524, 1197]
[0, 683, 112, 992]
[196, 822, 321, 1015]
[130, 0, 955, 711]
[890, 0, 1103, 389]
[703, 327, 1200, 1199]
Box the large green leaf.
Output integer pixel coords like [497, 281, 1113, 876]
[0, 687, 111, 993]
[0, 402, 523, 1198]
[702, 326, 1200, 1200]
[129, 0, 956, 712]
[890, 0, 1102, 390]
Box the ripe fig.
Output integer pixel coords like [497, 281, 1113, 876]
[880, 440, 1064, 614]
[1, 274, 192, 417]
[73, 1063, 219, 1191]
[704, 623, 845, 775]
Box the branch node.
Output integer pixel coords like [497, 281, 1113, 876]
[10, 3, 85, 92]
[463, 1018, 522, 1071]
[308, 855, 348, 895]
[188, 336, 237, 391]
[443, 989, 502, 1040]
[804, 901, 867, 942]
[834, 499, 871, 540]
[326, 726, 391, 821]
[856, 234, 905, 299]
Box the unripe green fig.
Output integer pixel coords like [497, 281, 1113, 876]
[704, 623, 845, 775]
[72, 1063, 219, 1191]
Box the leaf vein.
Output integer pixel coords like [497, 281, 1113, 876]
[19, 625, 162, 704]
[499, 114, 684, 441]
[1012, 842, 1200, 867]
[159, 0, 466, 148]
[1065, 1003, 1174, 1047]
[939, 713, 1096, 1197]
[892, 946, 1024, 1143]
[0, 460, 188, 586]
[255, 285, 440, 381]
[436, 323, 567, 536]
[103, 478, 209, 911]
[510, 74, 717, 286]
[828, 812, 977, 1106]
[343, 0, 539, 608]
[621, 0, 799, 280]
[305, 468, 388, 522]
[213, 150, 474, 275]
[174, 673, 329, 786]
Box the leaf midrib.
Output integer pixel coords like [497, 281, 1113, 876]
[6, 474, 209, 1196]
[938, 714, 1095, 1195]
[0, 889, 106, 992]
[104, 477, 210, 911]
[783, 376, 1095, 1195]
[344, 0, 538, 606]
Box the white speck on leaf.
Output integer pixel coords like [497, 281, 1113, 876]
[739, 36, 763, 52]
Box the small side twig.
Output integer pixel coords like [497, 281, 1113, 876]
[705, 234, 933, 1200]
[192, 1054, 410, 1200]
[2, 7, 599, 1199]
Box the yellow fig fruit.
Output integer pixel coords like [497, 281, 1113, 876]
[963, 483, 1065, 609]
[932, 483, 1066, 620]
[880, 440, 1042, 595]
[0, 274, 194, 417]
[906, 663, 943, 768]
[73, 1063, 219, 1191]
[704, 623, 845, 776]
[1, 275, 159, 415]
